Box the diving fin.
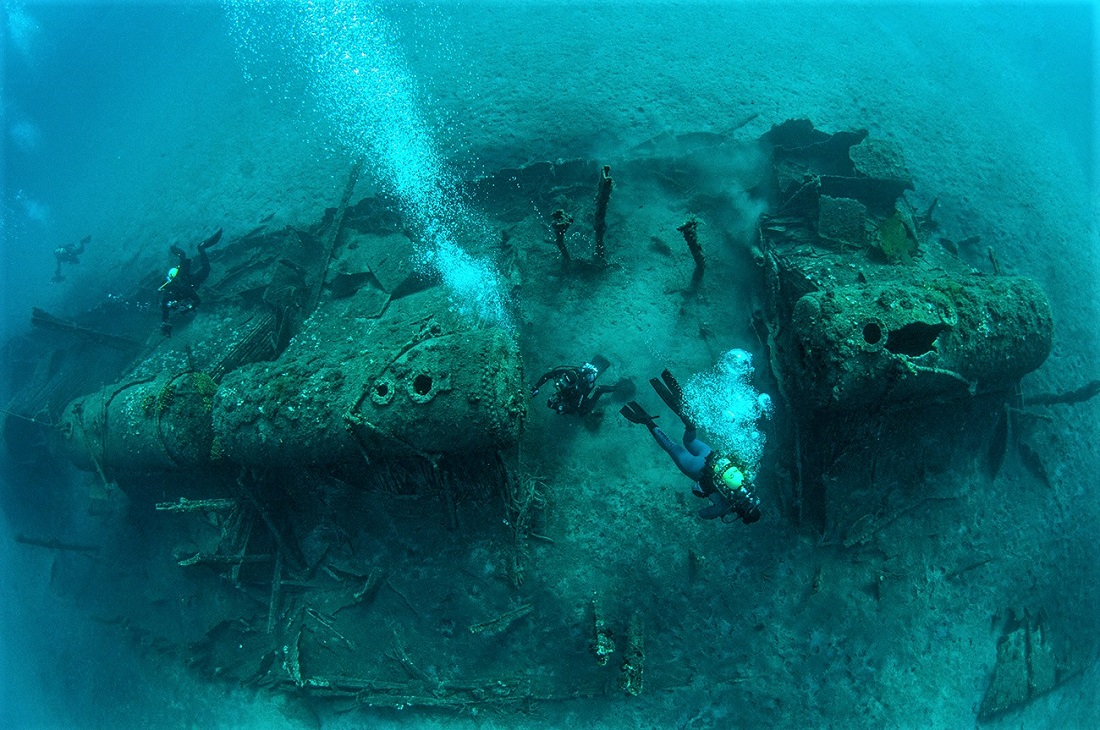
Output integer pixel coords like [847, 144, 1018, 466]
[620, 401, 658, 429]
[650, 369, 693, 428]
[588, 354, 611, 376]
[199, 229, 223, 250]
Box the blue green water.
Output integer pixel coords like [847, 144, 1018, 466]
[2, 2, 1097, 728]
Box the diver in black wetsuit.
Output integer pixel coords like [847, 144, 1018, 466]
[52, 235, 89, 282]
[159, 229, 222, 336]
[621, 370, 762, 524]
[530, 355, 633, 416]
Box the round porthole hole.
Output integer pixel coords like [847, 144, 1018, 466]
[413, 374, 433, 396]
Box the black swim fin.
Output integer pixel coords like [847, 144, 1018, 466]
[588, 354, 611, 376]
[620, 401, 658, 429]
[650, 370, 693, 428]
[199, 229, 223, 250]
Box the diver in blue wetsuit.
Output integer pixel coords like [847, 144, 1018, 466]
[621, 370, 761, 524]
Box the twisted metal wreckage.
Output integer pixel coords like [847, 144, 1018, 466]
[3, 120, 1091, 716]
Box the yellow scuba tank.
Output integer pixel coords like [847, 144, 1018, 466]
[708, 454, 757, 511]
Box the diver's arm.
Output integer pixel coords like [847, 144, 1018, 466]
[530, 366, 574, 395]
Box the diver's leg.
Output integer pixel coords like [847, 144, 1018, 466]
[651, 427, 707, 480]
[595, 380, 638, 416]
[580, 384, 620, 413]
[192, 229, 222, 287]
[193, 247, 211, 287]
[589, 384, 616, 403]
[198, 229, 223, 250]
[682, 427, 712, 459]
[160, 296, 174, 335]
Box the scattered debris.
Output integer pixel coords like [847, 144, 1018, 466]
[620, 612, 645, 696]
[944, 557, 993, 581]
[550, 209, 574, 262]
[30, 307, 142, 350]
[284, 616, 304, 687]
[589, 594, 616, 667]
[15, 533, 99, 554]
[594, 165, 613, 263]
[154, 497, 239, 513]
[177, 551, 272, 568]
[677, 217, 706, 274]
[1025, 380, 1100, 407]
[266, 551, 283, 634]
[306, 606, 356, 651]
[979, 610, 1059, 720]
[336, 566, 385, 614]
[503, 466, 545, 586]
[468, 604, 533, 636]
[385, 579, 422, 619]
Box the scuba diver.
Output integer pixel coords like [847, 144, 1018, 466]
[620, 370, 762, 524]
[530, 355, 633, 416]
[159, 229, 222, 336]
[52, 235, 89, 282]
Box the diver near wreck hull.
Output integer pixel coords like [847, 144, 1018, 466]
[159, 229, 222, 335]
[52, 235, 89, 282]
[622, 369, 762, 524]
[530, 355, 633, 416]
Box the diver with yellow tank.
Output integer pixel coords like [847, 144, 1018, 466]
[621, 369, 762, 524]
